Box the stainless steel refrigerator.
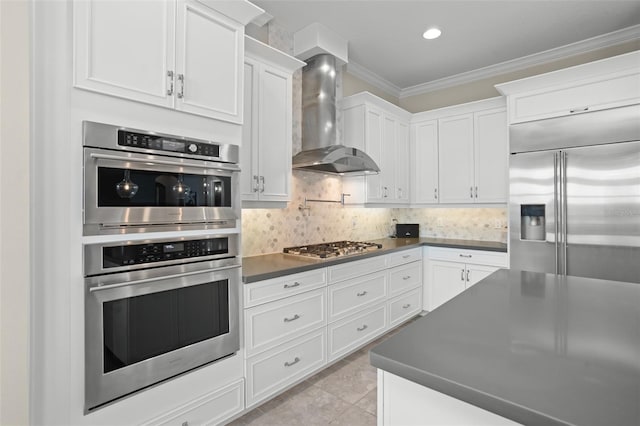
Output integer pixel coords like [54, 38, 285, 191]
[509, 105, 640, 284]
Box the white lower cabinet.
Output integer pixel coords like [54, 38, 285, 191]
[245, 329, 327, 408]
[142, 379, 244, 426]
[426, 248, 508, 311]
[328, 303, 387, 362]
[243, 247, 424, 413]
[388, 287, 422, 329]
[244, 288, 326, 357]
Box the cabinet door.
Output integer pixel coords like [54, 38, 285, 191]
[438, 114, 474, 203]
[429, 260, 466, 310]
[474, 108, 507, 203]
[465, 264, 500, 288]
[257, 66, 292, 202]
[175, 0, 243, 122]
[380, 115, 397, 202]
[395, 121, 410, 203]
[240, 60, 259, 201]
[412, 120, 439, 204]
[73, 0, 175, 107]
[365, 108, 385, 202]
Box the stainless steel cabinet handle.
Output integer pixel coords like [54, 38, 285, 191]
[283, 314, 300, 323]
[177, 74, 184, 98]
[402, 254, 410, 259]
[402, 304, 411, 309]
[284, 282, 300, 289]
[357, 325, 368, 332]
[252, 175, 259, 192]
[284, 357, 300, 367]
[459, 254, 472, 258]
[474, 186, 478, 198]
[470, 186, 473, 198]
[402, 275, 411, 280]
[569, 106, 589, 113]
[259, 176, 265, 193]
[383, 186, 388, 198]
[461, 269, 465, 281]
[466, 270, 470, 282]
[357, 291, 368, 297]
[434, 188, 438, 200]
[167, 70, 174, 96]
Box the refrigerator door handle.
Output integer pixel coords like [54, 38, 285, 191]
[562, 151, 568, 276]
[554, 152, 559, 275]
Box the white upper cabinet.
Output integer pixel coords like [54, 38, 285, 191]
[73, 0, 262, 123]
[410, 97, 507, 205]
[411, 120, 439, 204]
[342, 92, 412, 205]
[496, 51, 640, 124]
[241, 37, 305, 207]
[438, 113, 475, 203]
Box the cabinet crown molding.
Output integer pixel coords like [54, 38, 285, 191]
[411, 96, 505, 123]
[196, 0, 264, 25]
[342, 91, 412, 120]
[245, 36, 306, 73]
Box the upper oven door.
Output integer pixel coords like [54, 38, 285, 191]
[84, 148, 240, 235]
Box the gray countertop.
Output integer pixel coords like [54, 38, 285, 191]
[370, 269, 640, 426]
[242, 238, 507, 283]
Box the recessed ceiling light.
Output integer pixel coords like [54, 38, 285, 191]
[423, 27, 442, 40]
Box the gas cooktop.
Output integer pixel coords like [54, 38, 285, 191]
[283, 241, 383, 259]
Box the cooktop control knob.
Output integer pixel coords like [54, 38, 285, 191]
[188, 143, 198, 153]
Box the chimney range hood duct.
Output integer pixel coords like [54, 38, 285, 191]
[292, 54, 380, 175]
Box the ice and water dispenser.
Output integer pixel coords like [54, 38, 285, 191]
[520, 205, 545, 241]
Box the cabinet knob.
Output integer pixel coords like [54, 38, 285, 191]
[357, 324, 368, 332]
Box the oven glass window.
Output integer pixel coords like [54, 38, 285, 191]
[97, 167, 231, 207]
[102, 280, 229, 373]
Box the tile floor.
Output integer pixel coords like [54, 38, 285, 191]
[228, 316, 420, 426]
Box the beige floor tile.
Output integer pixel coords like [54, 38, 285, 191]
[312, 358, 377, 404]
[305, 359, 350, 385]
[329, 405, 376, 426]
[354, 389, 377, 416]
[227, 407, 265, 425]
[273, 384, 352, 423]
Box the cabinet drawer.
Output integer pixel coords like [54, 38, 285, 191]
[387, 248, 422, 267]
[388, 261, 422, 297]
[511, 71, 640, 123]
[244, 268, 327, 308]
[244, 288, 326, 356]
[428, 247, 508, 267]
[328, 271, 387, 322]
[327, 303, 387, 362]
[142, 379, 244, 426]
[328, 255, 388, 283]
[388, 288, 422, 329]
[246, 329, 326, 408]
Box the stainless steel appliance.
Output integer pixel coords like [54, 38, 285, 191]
[83, 121, 240, 235]
[283, 241, 383, 259]
[509, 105, 640, 283]
[84, 234, 240, 411]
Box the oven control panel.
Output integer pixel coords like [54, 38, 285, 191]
[118, 130, 220, 158]
[103, 238, 230, 268]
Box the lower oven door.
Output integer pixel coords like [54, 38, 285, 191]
[83, 147, 240, 235]
[85, 263, 240, 411]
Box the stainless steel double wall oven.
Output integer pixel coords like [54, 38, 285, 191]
[82, 122, 242, 411]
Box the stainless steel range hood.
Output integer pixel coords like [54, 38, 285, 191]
[292, 54, 380, 175]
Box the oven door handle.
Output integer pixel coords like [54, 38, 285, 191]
[88, 264, 241, 293]
[89, 152, 241, 172]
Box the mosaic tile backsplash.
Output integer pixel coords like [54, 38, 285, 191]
[241, 23, 507, 257]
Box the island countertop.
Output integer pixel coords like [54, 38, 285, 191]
[242, 237, 507, 283]
[370, 269, 640, 426]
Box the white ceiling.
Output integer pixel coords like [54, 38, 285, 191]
[252, 1, 640, 94]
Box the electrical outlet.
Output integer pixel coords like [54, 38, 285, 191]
[493, 219, 502, 229]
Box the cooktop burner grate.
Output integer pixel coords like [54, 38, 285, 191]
[283, 241, 383, 259]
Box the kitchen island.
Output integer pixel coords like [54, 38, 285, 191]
[370, 269, 640, 426]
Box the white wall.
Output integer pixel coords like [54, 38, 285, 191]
[0, 0, 31, 424]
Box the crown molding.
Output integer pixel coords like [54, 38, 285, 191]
[399, 24, 640, 99]
[344, 61, 402, 98]
[346, 25, 640, 100]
